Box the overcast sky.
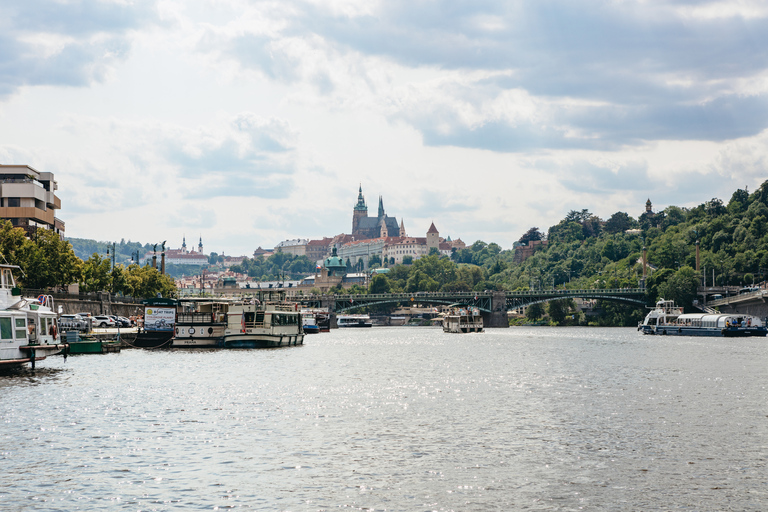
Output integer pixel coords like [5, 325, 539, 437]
[2, 0, 767, 256]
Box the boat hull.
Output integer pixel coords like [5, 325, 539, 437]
[221, 333, 304, 348]
[640, 325, 768, 337]
[172, 324, 226, 347]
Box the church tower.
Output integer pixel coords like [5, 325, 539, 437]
[427, 222, 439, 253]
[399, 219, 406, 238]
[182, 236, 187, 254]
[198, 236, 203, 254]
[352, 185, 368, 236]
[378, 196, 385, 219]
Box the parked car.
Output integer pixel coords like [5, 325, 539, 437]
[93, 315, 116, 328]
[115, 316, 132, 327]
[59, 314, 88, 331]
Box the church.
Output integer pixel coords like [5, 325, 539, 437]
[352, 186, 402, 240]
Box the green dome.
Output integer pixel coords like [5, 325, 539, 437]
[324, 247, 346, 276]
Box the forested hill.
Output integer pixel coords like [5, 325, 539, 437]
[66, 238, 152, 265]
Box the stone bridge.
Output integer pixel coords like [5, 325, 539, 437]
[293, 288, 647, 328]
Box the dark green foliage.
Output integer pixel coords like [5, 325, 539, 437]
[231, 254, 316, 280]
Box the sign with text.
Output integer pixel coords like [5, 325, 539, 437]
[144, 307, 176, 331]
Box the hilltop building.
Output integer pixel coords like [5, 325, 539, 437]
[352, 186, 401, 239]
[142, 237, 208, 266]
[338, 222, 464, 270]
[0, 164, 64, 238]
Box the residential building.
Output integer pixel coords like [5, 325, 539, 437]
[0, 164, 64, 237]
[274, 239, 308, 257]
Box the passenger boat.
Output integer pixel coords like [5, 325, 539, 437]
[0, 265, 68, 369]
[301, 311, 320, 334]
[337, 314, 372, 328]
[173, 299, 231, 347]
[315, 311, 331, 332]
[221, 292, 304, 348]
[442, 307, 484, 333]
[639, 299, 768, 337]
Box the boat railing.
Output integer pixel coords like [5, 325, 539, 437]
[243, 321, 266, 329]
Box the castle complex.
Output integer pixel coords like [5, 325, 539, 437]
[271, 186, 465, 275]
[352, 186, 402, 239]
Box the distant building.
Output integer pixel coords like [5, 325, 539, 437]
[352, 186, 401, 240]
[0, 164, 64, 237]
[142, 237, 208, 266]
[274, 239, 308, 257]
[306, 238, 332, 264]
[513, 239, 548, 263]
[253, 246, 273, 258]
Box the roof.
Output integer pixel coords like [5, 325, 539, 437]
[427, 222, 439, 234]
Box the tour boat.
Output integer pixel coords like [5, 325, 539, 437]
[301, 311, 320, 334]
[337, 314, 373, 328]
[0, 265, 68, 369]
[442, 307, 484, 333]
[173, 299, 231, 347]
[639, 298, 768, 337]
[221, 293, 304, 348]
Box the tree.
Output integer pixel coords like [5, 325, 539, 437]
[547, 299, 575, 325]
[519, 227, 543, 244]
[525, 303, 545, 323]
[81, 254, 112, 293]
[603, 212, 635, 234]
[368, 254, 382, 267]
[657, 266, 699, 311]
[402, 255, 413, 265]
[369, 274, 391, 294]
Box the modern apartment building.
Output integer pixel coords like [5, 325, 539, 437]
[0, 165, 64, 237]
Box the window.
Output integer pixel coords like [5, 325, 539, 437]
[7, 197, 20, 207]
[0, 318, 11, 340]
[16, 318, 27, 339]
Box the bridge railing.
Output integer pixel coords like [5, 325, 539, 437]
[293, 288, 645, 301]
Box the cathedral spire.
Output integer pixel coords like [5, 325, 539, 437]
[378, 195, 384, 218]
[354, 184, 367, 211]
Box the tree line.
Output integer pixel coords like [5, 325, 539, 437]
[0, 221, 175, 298]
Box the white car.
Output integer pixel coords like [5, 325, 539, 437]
[93, 315, 116, 328]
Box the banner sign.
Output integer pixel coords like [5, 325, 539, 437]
[144, 307, 176, 331]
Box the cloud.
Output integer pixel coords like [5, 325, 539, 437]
[0, 0, 161, 98]
[204, 0, 768, 151]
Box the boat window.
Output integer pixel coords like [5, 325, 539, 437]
[244, 312, 255, 323]
[20, 318, 31, 339]
[0, 317, 12, 340]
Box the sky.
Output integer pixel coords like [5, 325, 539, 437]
[2, 0, 768, 257]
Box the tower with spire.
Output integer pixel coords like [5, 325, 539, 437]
[198, 236, 203, 254]
[351, 185, 401, 239]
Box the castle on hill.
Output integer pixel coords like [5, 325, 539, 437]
[352, 185, 402, 239]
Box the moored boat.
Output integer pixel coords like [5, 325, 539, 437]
[133, 297, 178, 348]
[639, 298, 768, 337]
[173, 299, 231, 347]
[221, 292, 304, 348]
[337, 314, 372, 328]
[301, 310, 320, 334]
[442, 307, 484, 333]
[0, 265, 68, 369]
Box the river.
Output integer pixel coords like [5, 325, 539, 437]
[1, 326, 766, 511]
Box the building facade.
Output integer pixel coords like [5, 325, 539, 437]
[351, 186, 401, 240]
[0, 164, 64, 237]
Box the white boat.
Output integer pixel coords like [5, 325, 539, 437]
[337, 314, 372, 328]
[639, 298, 768, 337]
[0, 265, 68, 369]
[173, 299, 231, 347]
[301, 311, 320, 334]
[221, 293, 304, 348]
[441, 307, 484, 333]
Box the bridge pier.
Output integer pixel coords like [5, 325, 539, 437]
[484, 291, 509, 328]
[320, 297, 338, 329]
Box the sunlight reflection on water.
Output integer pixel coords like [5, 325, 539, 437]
[2, 326, 767, 511]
